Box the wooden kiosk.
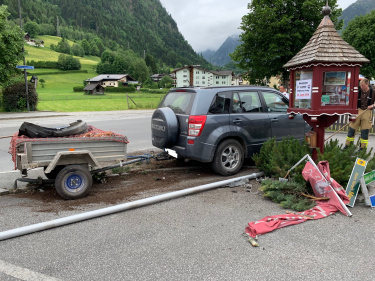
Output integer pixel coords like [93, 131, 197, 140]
[284, 3, 369, 159]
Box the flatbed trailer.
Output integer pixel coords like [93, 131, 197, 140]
[10, 126, 130, 199]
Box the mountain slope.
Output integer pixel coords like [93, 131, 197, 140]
[202, 35, 240, 67]
[340, 0, 375, 29]
[1, 0, 209, 68]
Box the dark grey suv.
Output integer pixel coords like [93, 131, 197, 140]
[151, 86, 310, 176]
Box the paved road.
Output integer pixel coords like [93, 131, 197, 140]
[0, 110, 155, 172]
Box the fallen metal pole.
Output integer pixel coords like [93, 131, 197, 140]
[0, 172, 264, 241]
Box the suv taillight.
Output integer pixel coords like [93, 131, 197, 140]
[188, 115, 207, 137]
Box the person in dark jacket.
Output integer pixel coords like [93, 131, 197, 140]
[345, 78, 375, 150]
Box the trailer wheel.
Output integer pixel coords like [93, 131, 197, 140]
[55, 165, 92, 199]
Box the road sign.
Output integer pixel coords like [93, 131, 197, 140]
[370, 195, 375, 208]
[346, 158, 367, 207]
[364, 170, 375, 185]
[16, 65, 34, 70]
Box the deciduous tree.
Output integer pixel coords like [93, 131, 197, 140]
[342, 10, 375, 78]
[71, 43, 85, 57]
[55, 38, 71, 54]
[133, 59, 149, 83]
[231, 0, 342, 84]
[0, 5, 24, 85]
[159, 75, 173, 88]
[24, 21, 40, 38]
[81, 39, 91, 56]
[57, 54, 81, 70]
[145, 54, 158, 74]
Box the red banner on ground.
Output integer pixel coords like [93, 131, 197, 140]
[245, 161, 349, 238]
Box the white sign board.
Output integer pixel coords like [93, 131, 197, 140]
[296, 79, 312, 100]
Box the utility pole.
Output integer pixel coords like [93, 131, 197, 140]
[18, 0, 30, 111]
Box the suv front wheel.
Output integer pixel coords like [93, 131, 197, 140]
[211, 139, 244, 176]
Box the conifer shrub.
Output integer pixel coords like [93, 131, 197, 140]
[253, 136, 375, 211]
[253, 136, 310, 183]
[317, 139, 375, 187]
[259, 179, 315, 211]
[2, 82, 38, 111]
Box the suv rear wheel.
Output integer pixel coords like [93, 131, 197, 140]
[211, 139, 244, 176]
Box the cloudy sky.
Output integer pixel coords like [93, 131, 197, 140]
[159, 0, 357, 52]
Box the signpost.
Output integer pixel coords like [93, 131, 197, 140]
[16, 66, 34, 112]
[16, 65, 34, 70]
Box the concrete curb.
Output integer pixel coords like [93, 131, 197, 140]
[0, 114, 70, 121]
[0, 168, 48, 196]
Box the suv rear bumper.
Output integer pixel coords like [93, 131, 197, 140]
[170, 140, 215, 163]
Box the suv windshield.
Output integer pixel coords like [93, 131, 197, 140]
[160, 92, 195, 114]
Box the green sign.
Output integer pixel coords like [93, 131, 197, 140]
[363, 170, 375, 185]
[346, 158, 367, 207]
[321, 95, 330, 104]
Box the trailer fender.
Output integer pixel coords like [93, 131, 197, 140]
[44, 150, 101, 174]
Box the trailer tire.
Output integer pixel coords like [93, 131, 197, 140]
[55, 165, 92, 199]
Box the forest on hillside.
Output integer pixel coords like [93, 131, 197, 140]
[0, 0, 210, 69]
[340, 0, 375, 29]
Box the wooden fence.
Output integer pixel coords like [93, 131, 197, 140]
[327, 114, 375, 133]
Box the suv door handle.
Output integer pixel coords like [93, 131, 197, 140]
[232, 118, 242, 124]
[271, 118, 278, 122]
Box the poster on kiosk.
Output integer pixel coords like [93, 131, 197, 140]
[295, 79, 312, 100]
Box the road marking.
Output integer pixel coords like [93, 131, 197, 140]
[0, 259, 61, 281]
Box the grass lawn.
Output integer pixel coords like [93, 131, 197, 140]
[2, 35, 166, 112]
[34, 72, 95, 97]
[37, 94, 165, 111]
[35, 35, 75, 48]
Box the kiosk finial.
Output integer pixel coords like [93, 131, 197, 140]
[322, 1, 331, 16]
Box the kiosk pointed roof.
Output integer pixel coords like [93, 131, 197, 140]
[284, 3, 369, 69]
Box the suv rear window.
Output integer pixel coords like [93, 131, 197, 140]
[159, 92, 195, 114]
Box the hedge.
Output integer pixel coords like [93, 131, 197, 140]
[26, 60, 58, 69]
[105, 85, 136, 93]
[139, 88, 167, 94]
[73, 86, 85, 92]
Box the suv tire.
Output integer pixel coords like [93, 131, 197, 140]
[211, 139, 244, 176]
[151, 107, 179, 148]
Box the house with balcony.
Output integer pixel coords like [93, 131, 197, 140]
[150, 73, 171, 83]
[171, 65, 234, 87]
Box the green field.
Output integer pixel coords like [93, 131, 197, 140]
[14, 35, 164, 112]
[37, 94, 165, 111]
